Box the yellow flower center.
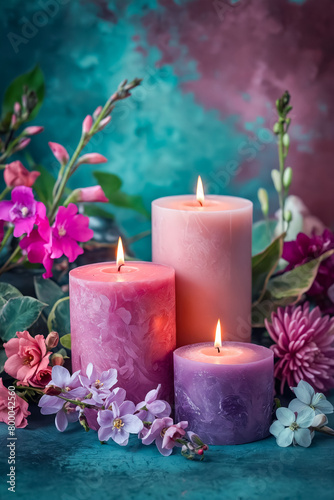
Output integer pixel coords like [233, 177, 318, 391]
[24, 354, 33, 365]
[289, 422, 299, 431]
[58, 226, 66, 237]
[94, 379, 104, 389]
[21, 207, 29, 217]
[160, 427, 168, 438]
[113, 418, 124, 430]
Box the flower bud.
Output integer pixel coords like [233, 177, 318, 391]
[283, 133, 290, 148]
[284, 210, 292, 223]
[45, 331, 59, 350]
[14, 138, 31, 152]
[79, 413, 90, 432]
[271, 169, 282, 192]
[48, 142, 69, 165]
[283, 167, 293, 189]
[51, 353, 65, 366]
[273, 122, 279, 134]
[76, 185, 109, 203]
[22, 126, 44, 136]
[82, 115, 93, 134]
[97, 116, 111, 131]
[76, 153, 108, 165]
[257, 188, 269, 217]
[10, 114, 17, 127]
[44, 385, 62, 396]
[14, 102, 21, 115]
[93, 106, 103, 120]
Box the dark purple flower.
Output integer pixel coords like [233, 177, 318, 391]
[0, 186, 41, 237]
[97, 401, 143, 445]
[282, 230, 334, 313]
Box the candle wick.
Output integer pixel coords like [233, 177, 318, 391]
[117, 264, 124, 272]
[216, 346, 220, 354]
[198, 200, 203, 207]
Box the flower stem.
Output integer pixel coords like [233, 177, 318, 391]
[0, 186, 11, 201]
[277, 121, 285, 235]
[0, 243, 22, 275]
[0, 226, 13, 252]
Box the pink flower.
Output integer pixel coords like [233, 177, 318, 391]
[0, 379, 30, 429]
[265, 303, 334, 394]
[97, 116, 111, 131]
[77, 153, 107, 165]
[22, 126, 44, 136]
[77, 186, 108, 203]
[45, 331, 59, 350]
[49, 203, 94, 262]
[14, 138, 30, 152]
[20, 223, 53, 279]
[82, 115, 93, 134]
[48, 142, 69, 165]
[0, 186, 41, 237]
[14, 102, 21, 114]
[3, 331, 51, 387]
[142, 417, 188, 456]
[93, 106, 102, 119]
[4, 161, 40, 188]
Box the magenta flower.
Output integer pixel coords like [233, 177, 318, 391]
[135, 384, 171, 422]
[97, 401, 143, 445]
[82, 115, 93, 134]
[49, 203, 94, 262]
[79, 362, 118, 404]
[0, 186, 41, 237]
[282, 230, 334, 313]
[141, 417, 188, 456]
[76, 186, 108, 203]
[265, 303, 334, 394]
[48, 142, 69, 165]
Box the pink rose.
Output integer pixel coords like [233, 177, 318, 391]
[77, 185, 108, 203]
[0, 378, 30, 428]
[4, 161, 40, 188]
[4, 331, 51, 387]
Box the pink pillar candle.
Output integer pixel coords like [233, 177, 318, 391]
[152, 195, 253, 346]
[174, 342, 274, 445]
[69, 262, 176, 404]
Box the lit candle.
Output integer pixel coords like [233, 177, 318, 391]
[69, 238, 176, 403]
[173, 321, 274, 445]
[152, 178, 252, 347]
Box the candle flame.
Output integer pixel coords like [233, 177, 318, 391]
[214, 319, 222, 348]
[116, 237, 124, 270]
[196, 176, 205, 206]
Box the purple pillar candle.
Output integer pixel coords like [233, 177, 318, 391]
[174, 341, 274, 445]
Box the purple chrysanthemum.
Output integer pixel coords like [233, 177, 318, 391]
[265, 303, 334, 394]
[282, 230, 334, 313]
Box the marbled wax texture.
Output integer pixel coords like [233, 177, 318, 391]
[70, 262, 176, 404]
[174, 342, 274, 445]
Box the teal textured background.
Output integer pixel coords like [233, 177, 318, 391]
[1, 0, 334, 259]
[0, 397, 333, 500]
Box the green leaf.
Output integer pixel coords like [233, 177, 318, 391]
[93, 171, 122, 196]
[252, 233, 285, 304]
[93, 171, 150, 218]
[0, 297, 46, 341]
[2, 65, 45, 121]
[0, 349, 7, 373]
[252, 249, 334, 327]
[32, 164, 56, 208]
[60, 334, 71, 350]
[0, 282, 22, 301]
[252, 220, 278, 255]
[47, 296, 70, 336]
[84, 205, 114, 220]
[34, 277, 66, 317]
[108, 191, 150, 218]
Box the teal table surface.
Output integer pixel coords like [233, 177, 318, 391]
[1, 395, 334, 500]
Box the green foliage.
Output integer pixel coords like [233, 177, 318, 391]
[0, 295, 46, 342]
[60, 334, 71, 350]
[34, 277, 66, 317]
[2, 65, 45, 122]
[252, 250, 334, 326]
[47, 296, 70, 336]
[0, 349, 7, 373]
[252, 220, 278, 255]
[252, 233, 285, 304]
[32, 164, 57, 209]
[93, 171, 150, 218]
[84, 205, 115, 220]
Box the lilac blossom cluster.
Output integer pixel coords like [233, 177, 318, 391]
[38, 364, 208, 459]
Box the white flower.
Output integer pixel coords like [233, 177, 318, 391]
[289, 380, 334, 415]
[311, 413, 328, 429]
[270, 407, 315, 447]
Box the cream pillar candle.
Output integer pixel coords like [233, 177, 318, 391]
[152, 178, 252, 346]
